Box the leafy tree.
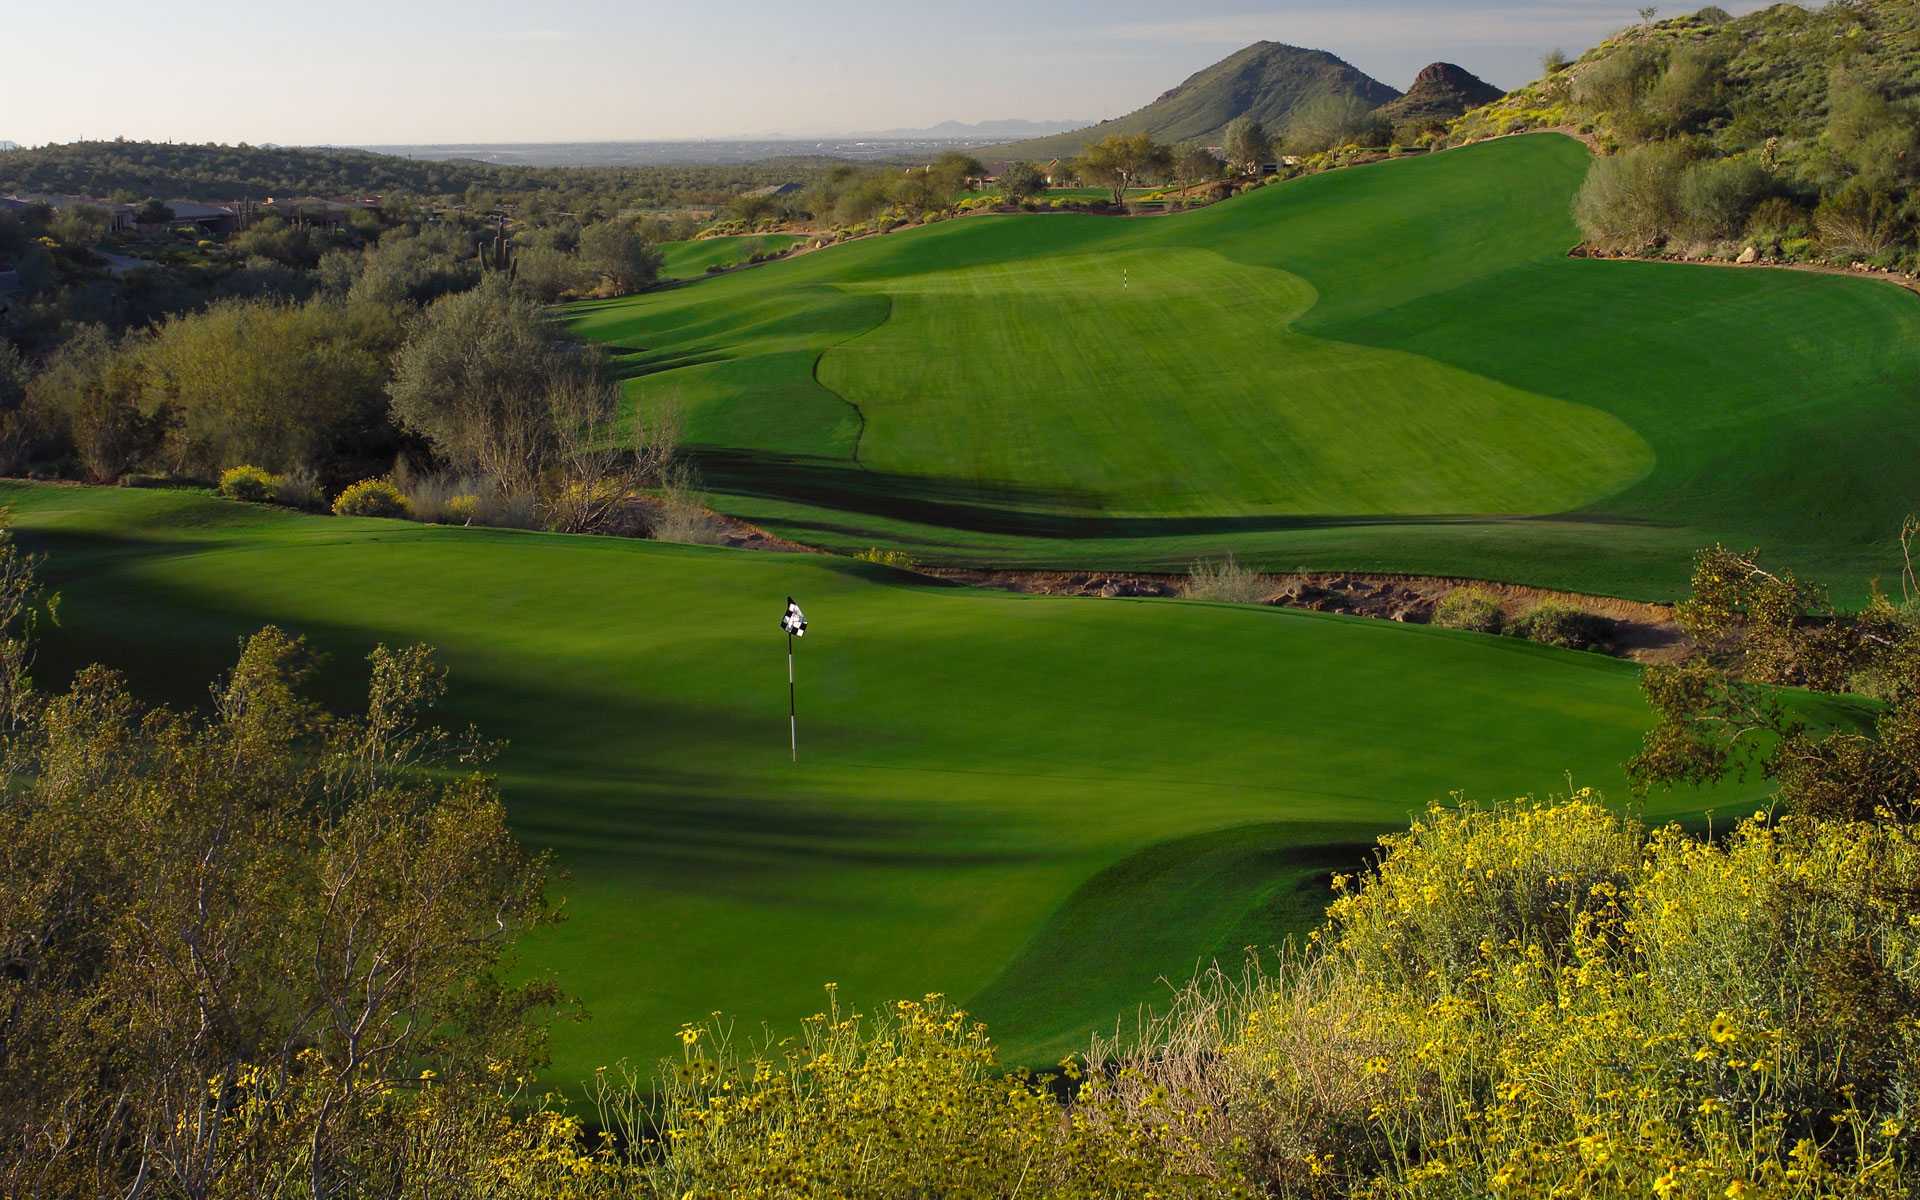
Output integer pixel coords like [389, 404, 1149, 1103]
[141, 296, 403, 483]
[576, 219, 662, 296]
[386, 277, 607, 498]
[1074, 133, 1174, 206]
[995, 161, 1048, 204]
[1173, 145, 1225, 195]
[133, 198, 175, 225]
[1286, 94, 1389, 155]
[1630, 531, 1920, 823]
[1223, 117, 1274, 177]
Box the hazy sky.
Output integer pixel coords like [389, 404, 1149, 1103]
[8, 0, 1773, 147]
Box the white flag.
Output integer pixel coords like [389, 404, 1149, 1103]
[780, 597, 807, 637]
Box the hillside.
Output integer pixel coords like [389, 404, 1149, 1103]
[1, 483, 1772, 1081]
[0, 139, 839, 206]
[1451, 0, 1920, 266]
[568, 133, 1919, 602]
[984, 42, 1401, 159]
[1378, 62, 1506, 136]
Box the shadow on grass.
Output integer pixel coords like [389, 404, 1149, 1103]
[693, 447, 1670, 542]
[966, 820, 1386, 1065]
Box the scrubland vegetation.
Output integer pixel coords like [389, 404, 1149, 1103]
[1452, 0, 1920, 268]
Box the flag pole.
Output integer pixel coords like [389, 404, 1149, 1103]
[788, 630, 797, 762]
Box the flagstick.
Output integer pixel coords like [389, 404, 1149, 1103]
[788, 631, 797, 762]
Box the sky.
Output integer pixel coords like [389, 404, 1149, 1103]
[6, 0, 1778, 147]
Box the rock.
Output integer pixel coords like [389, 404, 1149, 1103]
[1737, 245, 1759, 264]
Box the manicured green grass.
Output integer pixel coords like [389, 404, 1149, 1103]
[657, 234, 808, 280]
[4, 483, 1789, 1081]
[571, 135, 1919, 602]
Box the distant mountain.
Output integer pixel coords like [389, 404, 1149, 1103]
[853, 118, 1093, 140]
[1376, 64, 1506, 136]
[984, 42, 1402, 160]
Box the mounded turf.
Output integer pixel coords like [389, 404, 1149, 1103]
[4, 483, 1805, 1081]
[570, 134, 1920, 602]
[657, 235, 807, 280]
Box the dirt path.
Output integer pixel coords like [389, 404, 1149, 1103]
[923, 566, 1691, 662]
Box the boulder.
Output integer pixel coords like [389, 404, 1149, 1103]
[1737, 245, 1759, 264]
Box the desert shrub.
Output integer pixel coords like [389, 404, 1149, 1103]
[1431, 587, 1504, 633]
[1677, 155, 1768, 241]
[1572, 44, 1659, 116]
[856, 547, 917, 570]
[217, 463, 279, 503]
[401, 471, 489, 525]
[1184, 554, 1270, 604]
[624, 991, 1226, 1199]
[331, 477, 410, 519]
[271, 464, 324, 510]
[1747, 195, 1812, 243]
[1575, 141, 1691, 248]
[1507, 599, 1611, 648]
[1816, 179, 1906, 260]
[1075, 796, 1920, 1199]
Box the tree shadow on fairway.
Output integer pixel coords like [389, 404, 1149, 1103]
[694, 447, 1676, 541]
[966, 821, 1385, 1066]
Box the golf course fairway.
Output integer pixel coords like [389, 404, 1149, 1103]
[572, 133, 1920, 602]
[2, 484, 1797, 1083]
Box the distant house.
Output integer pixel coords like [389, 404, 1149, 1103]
[742, 183, 802, 199]
[257, 196, 378, 227]
[150, 201, 238, 234]
[8, 193, 136, 231]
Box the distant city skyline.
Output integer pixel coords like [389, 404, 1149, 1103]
[9, 0, 1773, 148]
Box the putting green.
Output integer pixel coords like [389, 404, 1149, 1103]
[5, 484, 1795, 1082]
[571, 134, 1919, 601]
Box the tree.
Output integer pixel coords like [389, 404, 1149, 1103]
[141, 296, 401, 482]
[928, 151, 986, 197]
[133, 198, 175, 226]
[1173, 145, 1224, 196]
[1286, 94, 1389, 155]
[386, 277, 605, 498]
[576, 219, 662, 296]
[1075, 133, 1174, 206]
[1541, 47, 1571, 76]
[1630, 530, 1920, 824]
[1223, 117, 1274, 177]
[996, 161, 1049, 205]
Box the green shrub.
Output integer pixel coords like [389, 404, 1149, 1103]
[331, 478, 411, 519]
[1677, 155, 1768, 241]
[1507, 599, 1611, 648]
[1431, 587, 1504, 633]
[218, 464, 280, 503]
[855, 547, 917, 570]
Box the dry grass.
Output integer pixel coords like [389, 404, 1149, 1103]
[1182, 554, 1272, 604]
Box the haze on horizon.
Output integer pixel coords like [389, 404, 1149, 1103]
[9, 0, 1774, 148]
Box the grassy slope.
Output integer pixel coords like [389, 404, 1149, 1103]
[657, 235, 808, 281]
[570, 135, 1919, 602]
[4, 483, 1789, 1079]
